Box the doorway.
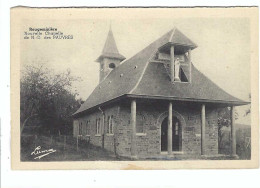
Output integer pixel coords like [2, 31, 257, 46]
[161, 116, 182, 152]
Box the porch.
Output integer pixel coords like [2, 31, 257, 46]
[128, 97, 239, 159]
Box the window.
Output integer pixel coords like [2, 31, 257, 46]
[136, 113, 145, 133]
[73, 120, 79, 137]
[107, 115, 113, 134]
[109, 63, 115, 69]
[84, 120, 87, 135]
[79, 122, 83, 135]
[96, 118, 101, 135]
[86, 120, 90, 136]
[175, 122, 179, 135]
[180, 68, 188, 82]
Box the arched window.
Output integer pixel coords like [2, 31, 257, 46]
[96, 118, 101, 135]
[107, 115, 114, 134]
[79, 122, 83, 135]
[86, 120, 90, 136]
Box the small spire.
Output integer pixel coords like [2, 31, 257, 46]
[102, 26, 119, 54]
[96, 25, 126, 62]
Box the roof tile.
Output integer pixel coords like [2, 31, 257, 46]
[74, 28, 246, 116]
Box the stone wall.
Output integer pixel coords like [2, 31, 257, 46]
[115, 105, 132, 157]
[73, 101, 219, 159]
[205, 108, 219, 155]
[135, 103, 162, 158]
[182, 106, 202, 156]
[126, 102, 218, 158]
[73, 105, 121, 154]
[132, 103, 203, 158]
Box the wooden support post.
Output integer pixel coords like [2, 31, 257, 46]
[201, 104, 206, 155]
[188, 48, 192, 82]
[170, 45, 175, 82]
[131, 99, 137, 158]
[231, 106, 237, 157]
[168, 102, 173, 155]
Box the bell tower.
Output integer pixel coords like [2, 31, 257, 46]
[155, 27, 197, 83]
[96, 27, 126, 82]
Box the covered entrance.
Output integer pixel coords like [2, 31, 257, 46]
[161, 116, 182, 152]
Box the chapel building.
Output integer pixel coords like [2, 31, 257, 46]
[73, 27, 248, 159]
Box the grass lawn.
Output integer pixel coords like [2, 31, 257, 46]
[21, 133, 249, 161]
[21, 135, 129, 161]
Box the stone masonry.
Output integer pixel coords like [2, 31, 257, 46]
[73, 102, 219, 159]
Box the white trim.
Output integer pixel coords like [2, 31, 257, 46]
[106, 133, 114, 136]
[172, 151, 184, 155]
[95, 134, 101, 137]
[136, 133, 146, 136]
[160, 151, 184, 155]
[160, 151, 168, 155]
[128, 94, 247, 104]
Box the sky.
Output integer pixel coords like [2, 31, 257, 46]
[21, 17, 251, 125]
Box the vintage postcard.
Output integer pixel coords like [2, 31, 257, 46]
[11, 7, 259, 169]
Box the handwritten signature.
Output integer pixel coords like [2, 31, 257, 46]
[31, 146, 56, 159]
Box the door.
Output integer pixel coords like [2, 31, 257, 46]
[161, 116, 182, 152]
[161, 118, 168, 151]
[172, 117, 181, 151]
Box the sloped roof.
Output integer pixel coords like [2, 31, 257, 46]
[132, 62, 245, 103]
[169, 27, 197, 48]
[96, 28, 126, 62]
[74, 28, 247, 116]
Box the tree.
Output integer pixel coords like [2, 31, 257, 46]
[217, 107, 238, 152]
[245, 93, 251, 116]
[20, 64, 81, 135]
